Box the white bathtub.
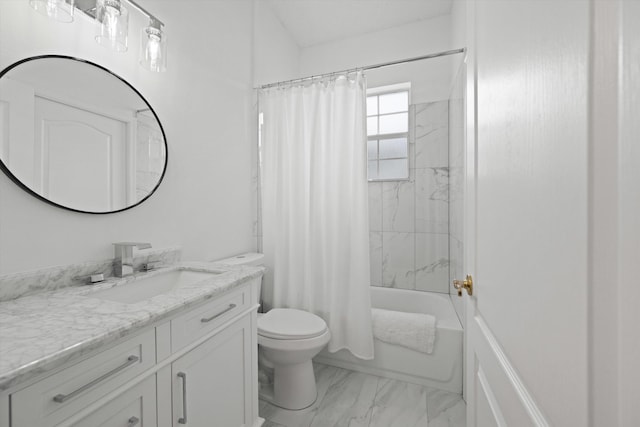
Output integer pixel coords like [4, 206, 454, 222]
[314, 287, 463, 393]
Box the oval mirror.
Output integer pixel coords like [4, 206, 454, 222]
[0, 55, 167, 214]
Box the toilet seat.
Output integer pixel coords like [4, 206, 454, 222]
[258, 308, 328, 340]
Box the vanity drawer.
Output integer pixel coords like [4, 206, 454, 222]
[171, 286, 249, 352]
[69, 375, 156, 427]
[11, 329, 155, 427]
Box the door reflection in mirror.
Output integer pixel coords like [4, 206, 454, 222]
[0, 55, 167, 214]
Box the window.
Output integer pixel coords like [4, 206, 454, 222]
[366, 83, 410, 181]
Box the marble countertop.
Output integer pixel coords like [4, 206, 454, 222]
[0, 262, 264, 391]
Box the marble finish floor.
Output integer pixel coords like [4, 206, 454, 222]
[260, 363, 466, 427]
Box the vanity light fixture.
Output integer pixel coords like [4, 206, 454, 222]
[29, 0, 75, 23]
[28, 0, 167, 72]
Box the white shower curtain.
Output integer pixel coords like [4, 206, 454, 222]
[259, 72, 374, 360]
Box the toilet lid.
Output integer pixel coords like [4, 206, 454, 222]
[258, 308, 328, 340]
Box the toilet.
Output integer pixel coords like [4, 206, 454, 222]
[214, 253, 331, 410]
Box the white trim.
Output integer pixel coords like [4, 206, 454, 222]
[0, 101, 9, 164]
[475, 316, 550, 427]
[477, 367, 507, 427]
[313, 355, 461, 394]
[618, 2, 640, 425]
[366, 82, 412, 97]
[34, 90, 135, 124]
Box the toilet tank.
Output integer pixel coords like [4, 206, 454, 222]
[214, 253, 265, 306]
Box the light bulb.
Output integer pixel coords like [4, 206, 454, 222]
[45, 0, 56, 16]
[146, 30, 161, 69]
[140, 24, 167, 72]
[95, 0, 128, 52]
[104, 7, 119, 41]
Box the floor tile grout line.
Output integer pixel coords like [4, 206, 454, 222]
[307, 364, 350, 427]
[306, 365, 339, 427]
[366, 375, 384, 427]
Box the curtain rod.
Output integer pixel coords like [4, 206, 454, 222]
[256, 48, 466, 90]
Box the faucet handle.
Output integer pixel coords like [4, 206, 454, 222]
[142, 261, 163, 272]
[113, 242, 152, 250]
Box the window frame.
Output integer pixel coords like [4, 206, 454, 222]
[366, 82, 411, 182]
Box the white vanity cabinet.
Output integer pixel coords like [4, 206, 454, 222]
[10, 329, 156, 427]
[170, 314, 253, 426]
[4, 277, 261, 427]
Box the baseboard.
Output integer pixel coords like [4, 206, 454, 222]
[314, 355, 461, 394]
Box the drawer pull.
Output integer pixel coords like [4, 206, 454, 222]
[127, 416, 140, 427]
[178, 372, 188, 424]
[52, 355, 139, 403]
[201, 303, 236, 323]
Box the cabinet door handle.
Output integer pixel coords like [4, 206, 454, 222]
[178, 372, 188, 424]
[52, 355, 139, 403]
[201, 303, 236, 323]
[127, 416, 140, 427]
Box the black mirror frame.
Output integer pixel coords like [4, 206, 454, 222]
[0, 54, 168, 214]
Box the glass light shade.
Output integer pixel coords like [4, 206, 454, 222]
[139, 26, 167, 72]
[29, 0, 74, 23]
[95, 0, 129, 52]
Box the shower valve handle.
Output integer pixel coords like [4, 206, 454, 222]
[453, 275, 473, 297]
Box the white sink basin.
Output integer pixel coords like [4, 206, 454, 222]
[91, 270, 220, 304]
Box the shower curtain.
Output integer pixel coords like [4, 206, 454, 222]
[259, 72, 374, 360]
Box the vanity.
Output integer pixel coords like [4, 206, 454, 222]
[0, 262, 265, 427]
[0, 54, 265, 426]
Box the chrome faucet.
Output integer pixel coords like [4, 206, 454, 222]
[113, 242, 152, 277]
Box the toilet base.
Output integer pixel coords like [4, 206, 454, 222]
[258, 384, 318, 411]
[257, 323, 330, 411]
[274, 360, 318, 409]
[259, 360, 318, 410]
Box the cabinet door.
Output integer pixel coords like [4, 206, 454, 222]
[69, 376, 156, 427]
[172, 314, 252, 427]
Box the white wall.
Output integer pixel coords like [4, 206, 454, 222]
[450, 0, 466, 58]
[0, 0, 255, 275]
[253, 0, 300, 86]
[299, 15, 456, 104]
[300, 14, 452, 76]
[251, 1, 300, 309]
[618, 2, 640, 425]
[365, 55, 460, 105]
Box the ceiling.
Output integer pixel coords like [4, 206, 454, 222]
[264, 0, 453, 48]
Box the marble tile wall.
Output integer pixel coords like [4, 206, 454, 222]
[369, 100, 450, 293]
